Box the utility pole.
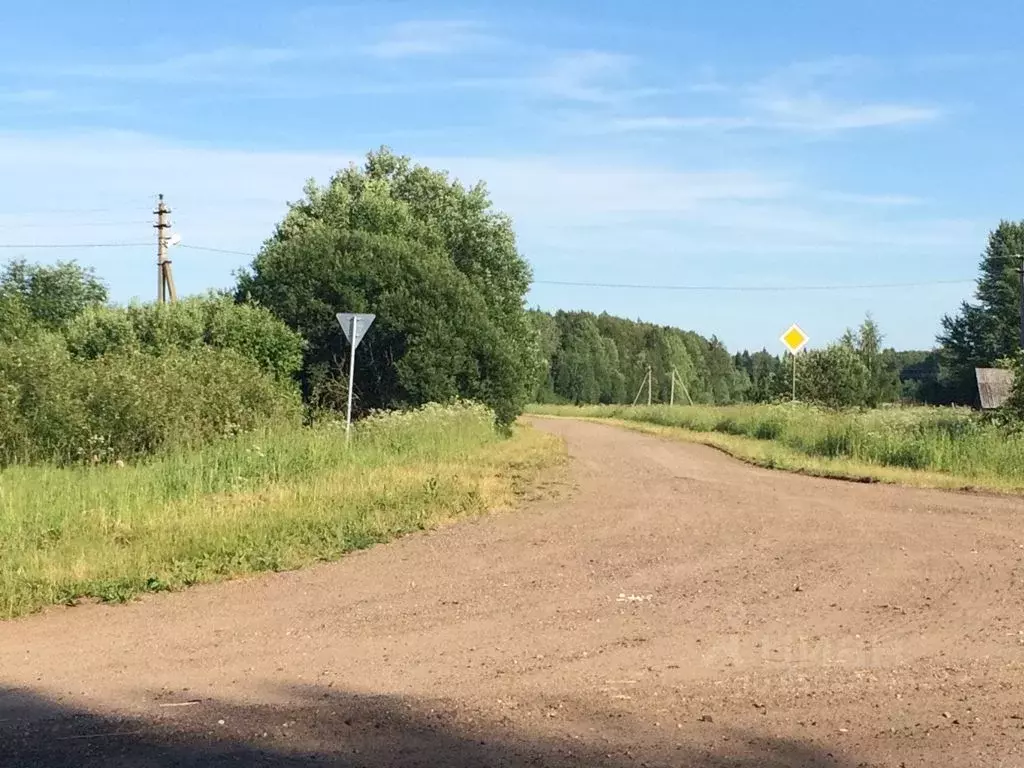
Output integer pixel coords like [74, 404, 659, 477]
[154, 194, 177, 303]
[670, 367, 694, 406]
[670, 367, 675, 406]
[632, 365, 650, 406]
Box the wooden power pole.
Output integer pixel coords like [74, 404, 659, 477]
[632, 365, 653, 406]
[670, 367, 694, 406]
[154, 194, 177, 303]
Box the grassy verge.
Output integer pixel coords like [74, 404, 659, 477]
[0, 402, 565, 620]
[527, 403, 1024, 494]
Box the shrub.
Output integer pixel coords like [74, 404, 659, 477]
[64, 294, 305, 380]
[799, 345, 870, 408]
[0, 332, 301, 465]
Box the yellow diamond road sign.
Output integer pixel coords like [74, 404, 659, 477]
[780, 324, 809, 354]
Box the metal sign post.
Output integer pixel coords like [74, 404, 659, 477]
[336, 312, 376, 442]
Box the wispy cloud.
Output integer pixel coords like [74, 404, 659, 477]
[23, 45, 320, 85]
[532, 51, 634, 103]
[764, 55, 878, 86]
[0, 89, 56, 104]
[601, 115, 752, 133]
[753, 95, 941, 131]
[0, 129, 953, 248]
[159, 46, 305, 73]
[597, 56, 942, 135]
[905, 50, 1018, 73]
[362, 20, 492, 59]
[820, 192, 925, 206]
[19, 20, 491, 89]
[584, 99, 938, 135]
[455, 50, 670, 106]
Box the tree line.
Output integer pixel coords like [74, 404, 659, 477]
[529, 310, 911, 409]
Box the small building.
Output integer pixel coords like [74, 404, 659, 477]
[975, 367, 1014, 410]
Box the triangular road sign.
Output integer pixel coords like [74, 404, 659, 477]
[336, 313, 375, 349]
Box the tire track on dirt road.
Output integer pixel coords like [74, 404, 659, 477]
[2, 418, 1024, 767]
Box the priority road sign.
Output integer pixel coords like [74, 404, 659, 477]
[780, 324, 809, 355]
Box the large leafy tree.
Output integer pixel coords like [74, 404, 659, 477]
[938, 221, 1024, 403]
[235, 148, 537, 426]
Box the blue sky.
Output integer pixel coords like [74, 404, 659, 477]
[1, 1, 1022, 352]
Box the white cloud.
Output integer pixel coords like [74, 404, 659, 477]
[601, 115, 753, 132]
[753, 94, 940, 131]
[593, 55, 942, 135]
[584, 100, 939, 135]
[19, 45, 326, 86]
[531, 50, 674, 104]
[819, 192, 925, 206]
[532, 51, 633, 103]
[452, 49, 670, 107]
[362, 20, 491, 59]
[0, 89, 56, 103]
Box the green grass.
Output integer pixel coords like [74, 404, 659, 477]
[0, 402, 564, 620]
[527, 402, 1024, 493]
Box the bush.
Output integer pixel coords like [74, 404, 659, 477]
[64, 294, 305, 380]
[0, 333, 301, 465]
[799, 345, 870, 408]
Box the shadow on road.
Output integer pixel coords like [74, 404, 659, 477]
[0, 684, 860, 767]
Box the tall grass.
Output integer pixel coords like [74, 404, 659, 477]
[528, 402, 1024, 484]
[0, 402, 562, 619]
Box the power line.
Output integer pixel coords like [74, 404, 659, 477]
[0, 207, 131, 216]
[178, 244, 257, 257]
[0, 221, 151, 229]
[532, 277, 975, 292]
[0, 239, 978, 293]
[176, 245, 976, 291]
[0, 242, 149, 249]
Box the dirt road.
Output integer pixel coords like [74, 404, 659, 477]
[2, 418, 1024, 767]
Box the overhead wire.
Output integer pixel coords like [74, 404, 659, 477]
[177, 246, 975, 292]
[0, 221, 151, 229]
[532, 278, 975, 292]
[178, 244, 258, 257]
[0, 242, 150, 249]
[0, 242, 977, 293]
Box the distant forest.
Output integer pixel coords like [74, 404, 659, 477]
[529, 309, 943, 407]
